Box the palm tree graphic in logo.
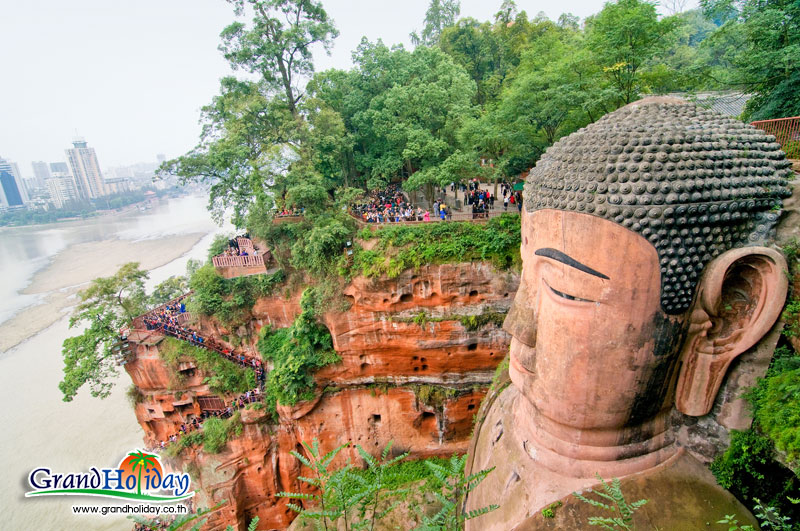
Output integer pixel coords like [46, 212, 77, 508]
[123, 451, 159, 495]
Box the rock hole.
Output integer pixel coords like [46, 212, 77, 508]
[469, 290, 478, 297]
[489, 352, 495, 357]
[422, 364, 428, 370]
[413, 367, 419, 372]
[345, 294, 355, 304]
[468, 404, 476, 411]
[412, 356, 419, 360]
[503, 292, 509, 298]
[422, 411, 436, 420]
[383, 298, 388, 304]
[360, 363, 368, 371]
[370, 414, 382, 424]
[400, 293, 413, 303]
[467, 342, 478, 351]
[421, 357, 426, 362]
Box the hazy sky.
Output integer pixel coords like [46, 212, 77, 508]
[1, 0, 696, 178]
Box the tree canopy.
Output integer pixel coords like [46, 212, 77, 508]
[60, 263, 149, 401]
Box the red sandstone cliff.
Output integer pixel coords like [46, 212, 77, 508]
[125, 262, 518, 530]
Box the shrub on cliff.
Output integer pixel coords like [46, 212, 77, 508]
[258, 288, 340, 412]
[352, 213, 521, 278]
[159, 337, 254, 395]
[203, 412, 243, 454]
[711, 344, 800, 521]
[188, 264, 285, 327]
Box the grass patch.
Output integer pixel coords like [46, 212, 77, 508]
[399, 310, 508, 331]
[353, 214, 521, 278]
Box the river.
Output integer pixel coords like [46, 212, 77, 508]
[0, 194, 227, 530]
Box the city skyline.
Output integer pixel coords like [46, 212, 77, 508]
[1, 0, 695, 179]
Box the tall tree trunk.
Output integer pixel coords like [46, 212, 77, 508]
[276, 56, 298, 118]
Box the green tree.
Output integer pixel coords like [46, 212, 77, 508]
[219, 0, 339, 118]
[411, 0, 461, 46]
[60, 263, 148, 401]
[348, 44, 476, 206]
[585, 0, 679, 105]
[148, 275, 188, 307]
[162, 0, 339, 225]
[160, 78, 296, 225]
[701, 0, 800, 119]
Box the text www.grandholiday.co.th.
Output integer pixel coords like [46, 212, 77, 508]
[72, 503, 188, 517]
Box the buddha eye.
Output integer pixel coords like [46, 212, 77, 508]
[543, 280, 595, 303]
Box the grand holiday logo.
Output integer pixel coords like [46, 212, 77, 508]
[26, 450, 194, 502]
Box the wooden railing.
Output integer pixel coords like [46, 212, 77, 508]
[751, 116, 800, 159]
[212, 253, 265, 268]
[272, 215, 304, 224]
[236, 237, 255, 252]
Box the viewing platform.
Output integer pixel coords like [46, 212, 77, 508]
[211, 236, 271, 278]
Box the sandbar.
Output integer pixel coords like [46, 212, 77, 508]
[0, 233, 205, 353]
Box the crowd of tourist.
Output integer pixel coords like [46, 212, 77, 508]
[350, 183, 457, 223]
[221, 236, 249, 257]
[349, 180, 523, 224]
[351, 184, 419, 222]
[141, 298, 266, 384]
[275, 206, 304, 217]
[149, 388, 263, 452]
[135, 295, 273, 453]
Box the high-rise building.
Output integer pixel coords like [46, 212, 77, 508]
[31, 161, 51, 187]
[46, 174, 80, 208]
[0, 157, 29, 208]
[66, 137, 107, 199]
[50, 162, 69, 174]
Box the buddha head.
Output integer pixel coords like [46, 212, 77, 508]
[504, 98, 792, 469]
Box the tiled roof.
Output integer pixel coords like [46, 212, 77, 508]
[663, 92, 752, 118]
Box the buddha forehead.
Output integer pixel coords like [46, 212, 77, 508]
[523, 98, 792, 314]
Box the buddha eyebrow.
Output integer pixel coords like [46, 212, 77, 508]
[535, 248, 609, 280]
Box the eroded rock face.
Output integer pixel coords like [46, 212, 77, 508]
[319, 263, 517, 384]
[126, 262, 517, 530]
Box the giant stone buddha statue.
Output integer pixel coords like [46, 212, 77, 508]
[465, 97, 794, 529]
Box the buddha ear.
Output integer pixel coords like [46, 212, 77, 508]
[675, 246, 788, 416]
